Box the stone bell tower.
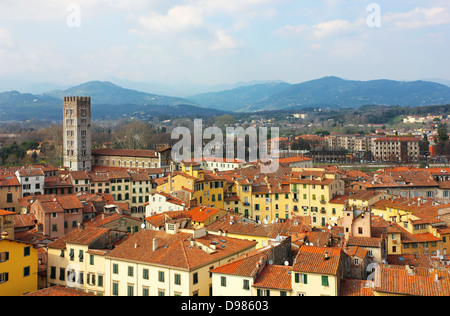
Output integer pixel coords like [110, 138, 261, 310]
[63, 96, 92, 171]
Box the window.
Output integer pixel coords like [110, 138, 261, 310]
[127, 285, 134, 296]
[98, 275, 104, 287]
[257, 289, 270, 296]
[59, 268, 65, 281]
[78, 250, 83, 262]
[295, 273, 307, 284]
[193, 272, 198, 284]
[143, 269, 149, 280]
[0, 252, 9, 263]
[0, 273, 8, 284]
[158, 271, 165, 282]
[50, 267, 56, 279]
[113, 264, 119, 274]
[23, 266, 30, 277]
[112, 282, 119, 296]
[174, 274, 181, 285]
[243, 279, 250, 290]
[321, 276, 329, 287]
[142, 287, 149, 296]
[128, 266, 134, 277]
[90, 254, 94, 265]
[24, 246, 31, 257]
[221, 276, 227, 287]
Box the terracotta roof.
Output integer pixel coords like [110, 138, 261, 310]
[0, 174, 20, 187]
[25, 286, 96, 296]
[329, 195, 349, 204]
[211, 247, 272, 277]
[189, 206, 223, 223]
[347, 236, 382, 248]
[387, 254, 434, 268]
[340, 279, 375, 296]
[106, 230, 257, 270]
[14, 213, 37, 228]
[344, 246, 368, 259]
[84, 213, 142, 228]
[0, 209, 16, 216]
[92, 148, 159, 158]
[373, 266, 450, 296]
[252, 265, 292, 290]
[292, 246, 343, 275]
[47, 227, 111, 249]
[277, 156, 312, 164]
[145, 211, 191, 228]
[15, 168, 45, 177]
[70, 171, 90, 180]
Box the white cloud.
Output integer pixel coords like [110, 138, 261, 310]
[209, 30, 238, 51]
[383, 6, 450, 29]
[135, 5, 204, 34]
[274, 19, 357, 39]
[0, 29, 14, 49]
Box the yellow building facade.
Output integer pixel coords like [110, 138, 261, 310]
[0, 239, 38, 296]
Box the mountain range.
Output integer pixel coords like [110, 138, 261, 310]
[1, 77, 450, 121]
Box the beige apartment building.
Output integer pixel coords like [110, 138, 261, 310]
[373, 136, 420, 163]
[46, 226, 128, 296]
[104, 227, 257, 296]
[289, 168, 345, 228]
[326, 134, 371, 152]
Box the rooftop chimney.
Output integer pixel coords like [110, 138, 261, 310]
[153, 238, 158, 252]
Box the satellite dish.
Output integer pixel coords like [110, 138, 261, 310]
[141, 223, 146, 229]
[284, 261, 289, 266]
[269, 260, 273, 265]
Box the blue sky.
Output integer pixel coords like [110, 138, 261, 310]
[0, 0, 449, 91]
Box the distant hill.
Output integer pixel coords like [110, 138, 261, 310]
[2, 77, 450, 122]
[189, 82, 292, 112]
[250, 76, 450, 111]
[0, 81, 225, 121]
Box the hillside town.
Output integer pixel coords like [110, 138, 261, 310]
[0, 97, 450, 297]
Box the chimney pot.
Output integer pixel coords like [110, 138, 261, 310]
[153, 238, 158, 251]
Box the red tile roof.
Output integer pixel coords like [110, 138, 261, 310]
[92, 148, 159, 158]
[292, 246, 343, 275]
[189, 206, 223, 223]
[252, 265, 292, 290]
[106, 230, 257, 270]
[25, 286, 96, 296]
[47, 227, 111, 249]
[373, 266, 450, 296]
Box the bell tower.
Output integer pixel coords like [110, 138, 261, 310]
[63, 96, 92, 171]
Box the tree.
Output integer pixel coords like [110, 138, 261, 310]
[436, 123, 449, 155]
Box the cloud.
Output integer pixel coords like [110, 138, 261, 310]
[274, 19, 357, 39]
[135, 4, 204, 34]
[209, 30, 238, 51]
[383, 6, 450, 29]
[0, 29, 14, 49]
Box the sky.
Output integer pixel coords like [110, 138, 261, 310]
[0, 0, 449, 92]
